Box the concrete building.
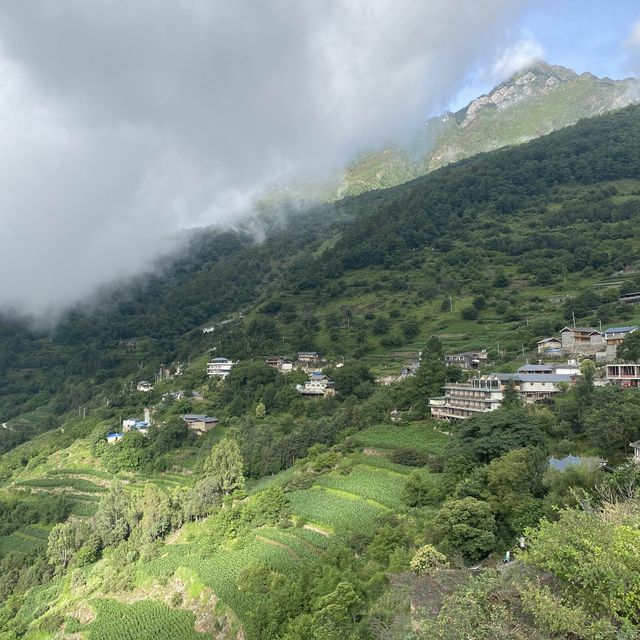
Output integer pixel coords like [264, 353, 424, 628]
[136, 380, 153, 392]
[106, 432, 123, 444]
[430, 370, 576, 420]
[206, 357, 236, 378]
[606, 363, 640, 388]
[296, 372, 335, 397]
[630, 440, 640, 463]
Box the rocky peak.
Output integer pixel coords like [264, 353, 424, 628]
[459, 62, 580, 127]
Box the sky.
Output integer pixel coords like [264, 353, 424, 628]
[0, 1, 638, 317]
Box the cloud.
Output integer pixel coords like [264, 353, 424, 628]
[624, 19, 640, 73]
[486, 31, 545, 84]
[0, 1, 533, 315]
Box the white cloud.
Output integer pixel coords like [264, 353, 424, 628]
[0, 1, 535, 315]
[624, 18, 640, 73]
[487, 31, 545, 83]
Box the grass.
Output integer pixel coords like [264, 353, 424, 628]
[0, 524, 51, 558]
[15, 477, 107, 493]
[353, 421, 449, 455]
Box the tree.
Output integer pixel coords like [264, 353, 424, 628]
[186, 477, 222, 521]
[402, 472, 433, 507]
[617, 330, 640, 362]
[93, 482, 131, 547]
[203, 437, 245, 495]
[454, 408, 544, 464]
[435, 497, 496, 563]
[47, 522, 82, 572]
[410, 545, 449, 575]
[502, 380, 522, 408]
[139, 484, 171, 543]
[255, 402, 267, 419]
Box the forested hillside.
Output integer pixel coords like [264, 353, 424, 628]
[1, 105, 640, 639]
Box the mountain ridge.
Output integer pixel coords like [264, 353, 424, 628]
[280, 61, 640, 201]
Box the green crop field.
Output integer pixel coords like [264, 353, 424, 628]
[16, 476, 107, 493]
[84, 599, 207, 640]
[288, 485, 387, 535]
[315, 464, 409, 509]
[353, 422, 449, 454]
[0, 524, 50, 559]
[143, 537, 301, 619]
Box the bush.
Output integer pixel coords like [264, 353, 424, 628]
[461, 306, 479, 320]
[390, 448, 430, 467]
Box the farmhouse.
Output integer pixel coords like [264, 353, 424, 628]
[604, 326, 638, 359]
[537, 337, 563, 356]
[136, 380, 153, 392]
[606, 363, 640, 388]
[296, 372, 335, 397]
[630, 440, 640, 463]
[560, 327, 604, 355]
[444, 350, 488, 370]
[106, 432, 123, 444]
[206, 357, 236, 378]
[181, 414, 219, 434]
[297, 351, 320, 366]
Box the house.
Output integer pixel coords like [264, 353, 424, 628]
[547, 455, 606, 472]
[162, 390, 185, 402]
[518, 363, 581, 376]
[560, 327, 605, 355]
[265, 356, 294, 373]
[619, 291, 640, 304]
[136, 380, 153, 392]
[537, 337, 563, 356]
[191, 391, 205, 402]
[181, 414, 219, 434]
[444, 350, 488, 370]
[122, 418, 137, 430]
[296, 372, 335, 397]
[206, 357, 236, 378]
[430, 370, 576, 420]
[606, 363, 640, 388]
[603, 326, 638, 360]
[106, 432, 123, 444]
[297, 351, 319, 364]
[630, 440, 640, 463]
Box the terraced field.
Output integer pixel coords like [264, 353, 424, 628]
[353, 421, 449, 454]
[0, 524, 50, 559]
[144, 527, 328, 620]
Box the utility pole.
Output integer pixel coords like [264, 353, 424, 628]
[449, 295, 453, 313]
[572, 311, 576, 328]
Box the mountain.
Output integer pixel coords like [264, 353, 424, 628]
[285, 62, 640, 200]
[2, 106, 640, 638]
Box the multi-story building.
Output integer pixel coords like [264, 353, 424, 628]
[206, 357, 236, 378]
[444, 350, 488, 370]
[606, 363, 640, 388]
[296, 372, 335, 397]
[430, 370, 576, 420]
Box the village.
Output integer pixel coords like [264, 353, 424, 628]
[105, 324, 640, 461]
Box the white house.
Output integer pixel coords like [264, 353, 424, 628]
[137, 381, 153, 392]
[206, 357, 236, 378]
[296, 372, 335, 397]
[630, 440, 640, 463]
[122, 418, 137, 430]
[106, 432, 123, 444]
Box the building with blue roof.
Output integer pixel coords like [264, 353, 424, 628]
[548, 455, 606, 472]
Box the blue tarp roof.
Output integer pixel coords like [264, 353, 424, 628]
[548, 455, 605, 472]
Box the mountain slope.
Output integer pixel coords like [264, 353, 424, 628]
[315, 62, 640, 199]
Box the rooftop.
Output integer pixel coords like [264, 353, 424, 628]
[604, 325, 638, 334]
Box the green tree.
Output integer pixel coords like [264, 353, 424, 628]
[435, 497, 496, 563]
[401, 472, 433, 507]
[139, 484, 171, 543]
[410, 545, 449, 575]
[203, 437, 245, 495]
[93, 482, 131, 547]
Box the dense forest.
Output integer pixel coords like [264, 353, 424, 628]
[1, 106, 640, 639]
